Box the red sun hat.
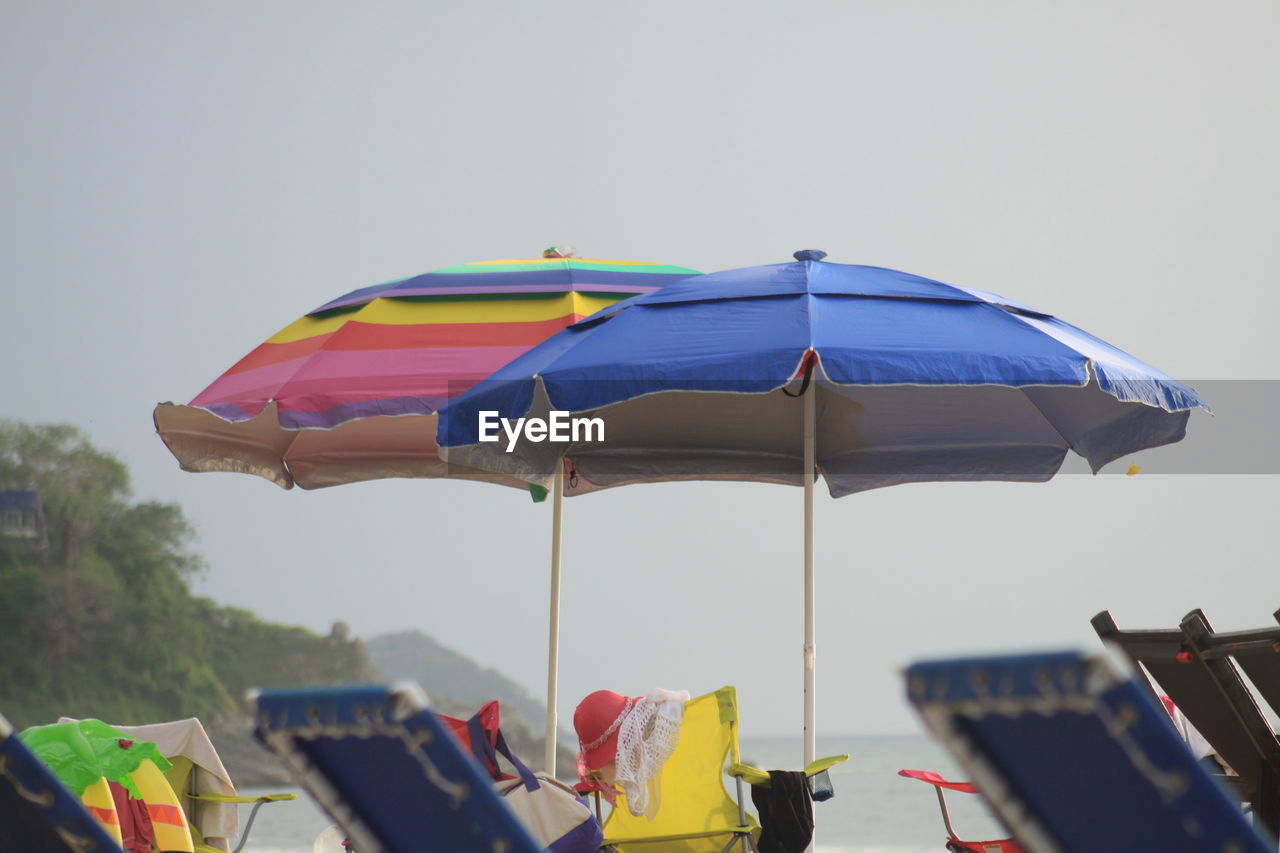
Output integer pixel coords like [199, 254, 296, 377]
[574, 690, 638, 773]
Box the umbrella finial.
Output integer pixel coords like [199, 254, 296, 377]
[794, 249, 827, 262]
[544, 245, 581, 259]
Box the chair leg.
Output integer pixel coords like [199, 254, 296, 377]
[718, 831, 757, 853]
[730, 774, 760, 852]
[935, 787, 961, 840]
[232, 798, 273, 853]
[1257, 768, 1280, 845]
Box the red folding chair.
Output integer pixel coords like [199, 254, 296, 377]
[899, 769, 1024, 853]
[439, 700, 513, 782]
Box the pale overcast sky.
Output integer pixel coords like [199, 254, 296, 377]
[4, 1, 1277, 738]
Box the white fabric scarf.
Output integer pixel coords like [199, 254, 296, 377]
[615, 688, 690, 817]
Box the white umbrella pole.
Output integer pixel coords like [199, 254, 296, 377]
[544, 459, 564, 775]
[803, 385, 816, 769]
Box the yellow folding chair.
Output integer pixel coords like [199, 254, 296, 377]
[87, 720, 297, 853]
[600, 686, 848, 853]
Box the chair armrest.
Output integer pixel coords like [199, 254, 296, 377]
[729, 753, 850, 787]
[804, 754, 849, 776]
[728, 762, 772, 786]
[188, 792, 298, 804]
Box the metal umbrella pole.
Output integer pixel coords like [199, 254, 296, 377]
[803, 373, 817, 853]
[803, 378, 817, 769]
[545, 459, 565, 774]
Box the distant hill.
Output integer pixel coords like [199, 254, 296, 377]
[366, 630, 547, 731]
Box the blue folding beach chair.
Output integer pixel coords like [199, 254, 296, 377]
[905, 650, 1270, 853]
[0, 712, 124, 853]
[253, 682, 542, 853]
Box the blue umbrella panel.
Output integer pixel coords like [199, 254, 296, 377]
[437, 252, 1206, 497]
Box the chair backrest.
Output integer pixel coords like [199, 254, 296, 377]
[437, 700, 509, 781]
[1091, 608, 1280, 818]
[906, 650, 1271, 853]
[1181, 609, 1280, 721]
[253, 683, 543, 853]
[0, 713, 125, 853]
[602, 686, 758, 852]
[162, 756, 221, 853]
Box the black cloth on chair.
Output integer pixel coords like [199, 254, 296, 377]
[749, 770, 814, 853]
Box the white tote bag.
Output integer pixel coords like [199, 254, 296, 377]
[488, 731, 602, 853]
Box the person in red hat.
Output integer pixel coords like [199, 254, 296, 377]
[573, 688, 690, 818]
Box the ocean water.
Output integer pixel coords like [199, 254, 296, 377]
[237, 734, 1006, 853]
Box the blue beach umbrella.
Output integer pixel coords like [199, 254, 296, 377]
[436, 250, 1207, 769]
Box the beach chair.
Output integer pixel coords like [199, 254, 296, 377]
[1178, 608, 1280, 722]
[905, 650, 1271, 853]
[438, 700, 511, 782]
[66, 717, 296, 853]
[595, 686, 849, 853]
[0, 712, 124, 853]
[1092, 609, 1280, 839]
[252, 682, 543, 853]
[896, 769, 1023, 853]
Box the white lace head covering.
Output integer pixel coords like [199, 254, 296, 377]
[615, 688, 690, 817]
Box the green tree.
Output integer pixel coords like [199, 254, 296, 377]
[0, 420, 236, 725]
[0, 421, 379, 730]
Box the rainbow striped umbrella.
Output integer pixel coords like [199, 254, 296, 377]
[154, 253, 698, 491]
[154, 251, 699, 772]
